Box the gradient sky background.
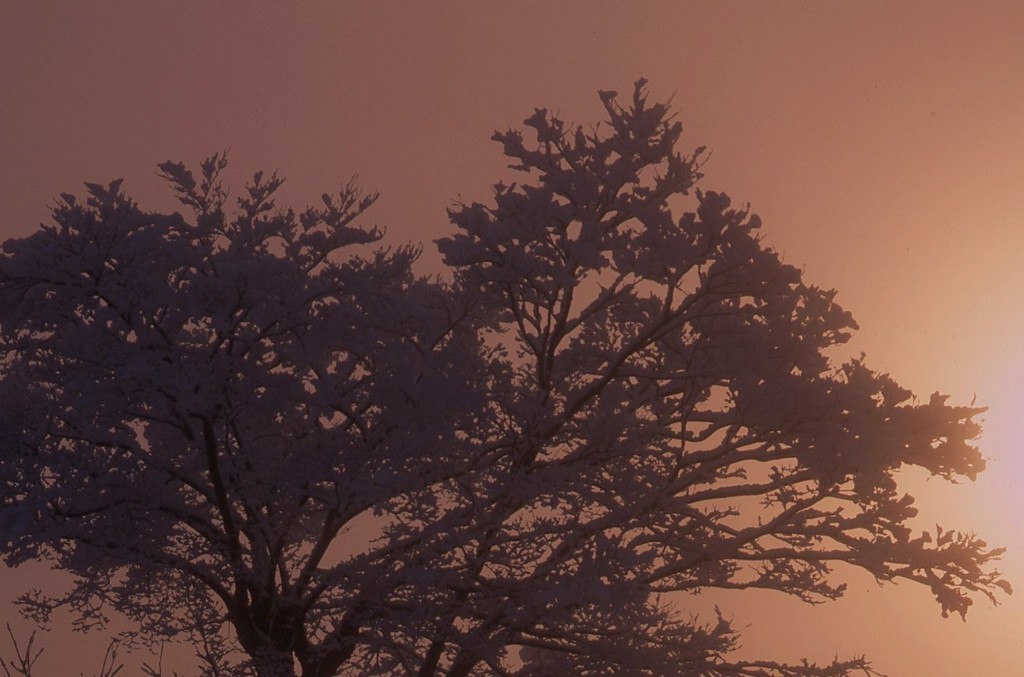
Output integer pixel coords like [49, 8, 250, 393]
[2, 2, 1023, 674]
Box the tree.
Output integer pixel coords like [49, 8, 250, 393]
[0, 80, 1010, 676]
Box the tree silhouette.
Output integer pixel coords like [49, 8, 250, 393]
[0, 81, 1009, 676]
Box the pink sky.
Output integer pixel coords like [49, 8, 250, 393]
[2, 3, 1023, 674]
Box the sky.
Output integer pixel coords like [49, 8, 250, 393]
[2, 2, 1023, 674]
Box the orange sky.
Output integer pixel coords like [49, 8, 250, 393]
[2, 2, 1023, 674]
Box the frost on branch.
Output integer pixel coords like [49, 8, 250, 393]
[0, 81, 1009, 676]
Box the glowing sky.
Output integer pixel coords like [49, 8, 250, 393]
[2, 3, 1023, 674]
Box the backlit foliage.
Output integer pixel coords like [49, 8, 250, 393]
[0, 81, 1008, 676]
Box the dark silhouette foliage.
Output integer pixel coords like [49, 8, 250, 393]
[0, 81, 1009, 676]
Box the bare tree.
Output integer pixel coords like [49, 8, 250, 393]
[0, 625, 42, 677]
[0, 81, 1009, 676]
[0, 625, 122, 677]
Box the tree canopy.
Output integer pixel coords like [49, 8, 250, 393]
[0, 81, 1009, 676]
